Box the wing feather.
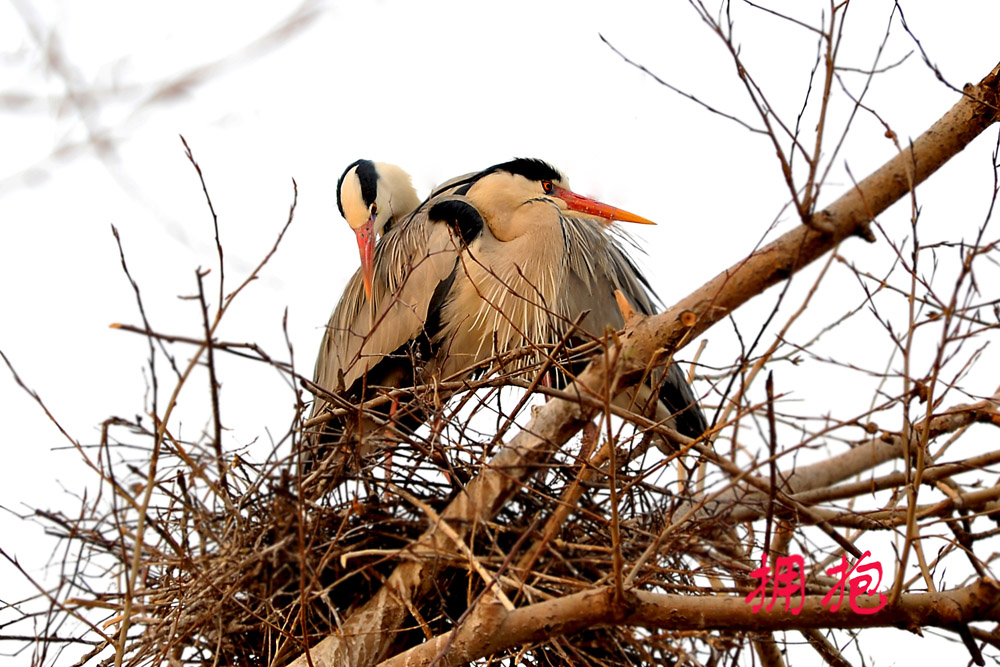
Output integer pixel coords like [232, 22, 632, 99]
[311, 186, 470, 418]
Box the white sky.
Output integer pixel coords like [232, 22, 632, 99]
[2, 1, 999, 664]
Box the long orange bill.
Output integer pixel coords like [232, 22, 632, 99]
[355, 215, 376, 301]
[553, 185, 656, 225]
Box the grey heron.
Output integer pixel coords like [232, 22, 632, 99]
[308, 158, 706, 459]
[336, 159, 422, 300]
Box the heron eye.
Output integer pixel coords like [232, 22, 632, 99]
[541, 181, 554, 194]
[370, 203, 378, 215]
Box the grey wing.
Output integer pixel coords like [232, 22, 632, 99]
[560, 218, 706, 438]
[311, 207, 464, 418]
[560, 218, 659, 339]
[655, 363, 708, 439]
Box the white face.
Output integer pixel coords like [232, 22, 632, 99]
[467, 167, 655, 235]
[339, 167, 380, 232]
[462, 171, 566, 243]
[370, 187, 400, 236]
[339, 162, 415, 236]
[469, 172, 569, 214]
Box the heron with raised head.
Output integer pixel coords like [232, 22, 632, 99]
[307, 158, 706, 460]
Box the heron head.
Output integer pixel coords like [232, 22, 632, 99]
[336, 160, 419, 300]
[470, 158, 657, 232]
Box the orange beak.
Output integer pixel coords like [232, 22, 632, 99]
[355, 214, 376, 301]
[552, 185, 656, 225]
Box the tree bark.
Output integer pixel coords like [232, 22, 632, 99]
[382, 579, 1000, 667]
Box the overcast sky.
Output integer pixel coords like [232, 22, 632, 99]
[2, 1, 999, 664]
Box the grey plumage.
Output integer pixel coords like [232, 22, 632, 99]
[308, 158, 706, 455]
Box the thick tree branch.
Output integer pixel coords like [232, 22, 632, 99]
[381, 579, 1000, 667]
[680, 388, 1000, 526]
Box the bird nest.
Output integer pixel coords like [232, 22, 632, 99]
[26, 351, 730, 666]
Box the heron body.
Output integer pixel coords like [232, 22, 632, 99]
[309, 158, 706, 451]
